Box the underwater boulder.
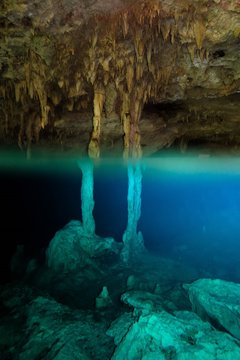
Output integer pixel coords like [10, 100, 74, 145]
[46, 220, 120, 272]
[46, 220, 87, 272]
[16, 296, 114, 360]
[184, 278, 240, 340]
[109, 310, 240, 360]
[121, 290, 164, 313]
[79, 233, 120, 258]
[107, 313, 135, 346]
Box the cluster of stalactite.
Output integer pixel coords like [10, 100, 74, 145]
[0, 0, 227, 158]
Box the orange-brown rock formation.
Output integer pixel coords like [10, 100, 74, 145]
[1, 0, 240, 157]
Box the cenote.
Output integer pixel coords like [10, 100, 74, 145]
[1, 154, 240, 359]
[2, 0, 240, 357]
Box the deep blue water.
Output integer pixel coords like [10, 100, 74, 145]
[93, 158, 240, 280]
[1, 155, 240, 281]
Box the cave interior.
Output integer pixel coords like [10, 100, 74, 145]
[1, 1, 240, 359]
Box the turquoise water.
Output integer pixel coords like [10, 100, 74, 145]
[1, 153, 240, 281]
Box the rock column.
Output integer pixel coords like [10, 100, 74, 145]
[121, 162, 145, 263]
[79, 160, 96, 236]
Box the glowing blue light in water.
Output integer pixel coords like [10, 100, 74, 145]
[93, 155, 240, 279]
[133, 156, 240, 279]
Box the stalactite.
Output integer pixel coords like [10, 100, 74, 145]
[121, 162, 145, 263]
[68, 78, 85, 98]
[58, 79, 64, 89]
[79, 160, 95, 236]
[161, 21, 171, 42]
[126, 64, 134, 92]
[136, 62, 143, 81]
[170, 25, 175, 44]
[18, 114, 24, 150]
[51, 91, 62, 106]
[187, 43, 195, 62]
[34, 78, 49, 128]
[120, 92, 131, 158]
[66, 98, 74, 111]
[122, 12, 129, 38]
[22, 51, 49, 129]
[26, 113, 33, 151]
[2, 0, 232, 153]
[104, 82, 117, 117]
[88, 88, 105, 158]
[123, 113, 131, 158]
[33, 114, 41, 144]
[121, 91, 143, 159]
[15, 82, 21, 103]
[193, 19, 205, 50]
[129, 95, 143, 158]
[147, 42, 153, 72]
[103, 72, 109, 86]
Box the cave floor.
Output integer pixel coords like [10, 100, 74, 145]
[0, 249, 239, 359]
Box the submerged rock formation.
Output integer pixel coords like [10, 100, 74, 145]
[46, 160, 145, 268]
[79, 160, 95, 235]
[1, 0, 240, 155]
[46, 220, 119, 272]
[184, 278, 240, 340]
[108, 310, 240, 360]
[95, 286, 113, 309]
[121, 162, 145, 262]
[2, 244, 240, 360]
[46, 161, 119, 272]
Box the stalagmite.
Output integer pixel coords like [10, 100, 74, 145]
[79, 160, 95, 236]
[121, 162, 145, 263]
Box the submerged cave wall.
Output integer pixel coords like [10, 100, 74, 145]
[1, 0, 240, 156]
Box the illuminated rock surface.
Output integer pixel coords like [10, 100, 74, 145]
[185, 278, 240, 340]
[121, 290, 165, 312]
[46, 220, 119, 272]
[109, 310, 240, 360]
[1, 158, 240, 359]
[46, 161, 120, 272]
[1, 252, 240, 359]
[121, 163, 145, 262]
[0, 291, 114, 360]
[1, 0, 240, 155]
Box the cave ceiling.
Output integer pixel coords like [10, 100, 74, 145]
[1, 0, 240, 157]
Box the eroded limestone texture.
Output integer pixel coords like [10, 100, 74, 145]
[184, 278, 240, 340]
[1, 0, 240, 155]
[79, 160, 95, 235]
[46, 161, 119, 272]
[121, 162, 145, 262]
[108, 310, 240, 360]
